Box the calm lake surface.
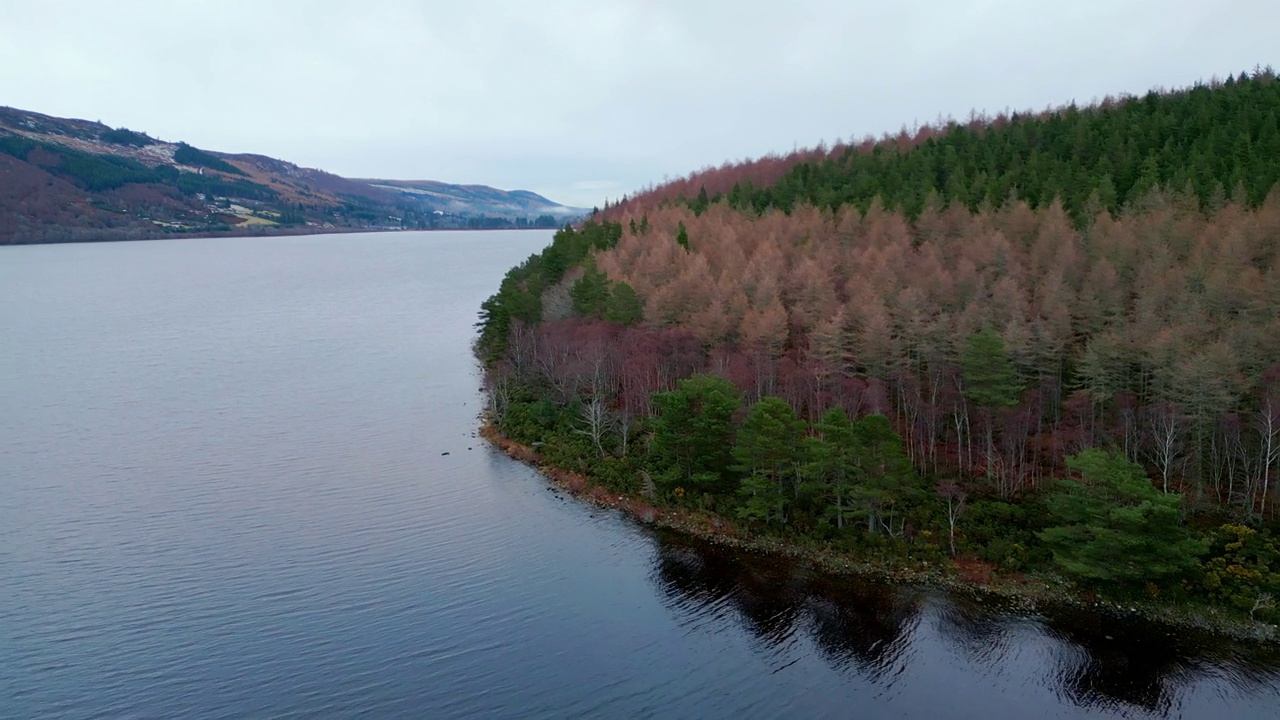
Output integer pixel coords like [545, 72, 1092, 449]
[3, 230, 1279, 719]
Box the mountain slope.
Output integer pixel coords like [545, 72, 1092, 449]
[0, 106, 585, 244]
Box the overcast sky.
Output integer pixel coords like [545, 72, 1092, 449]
[0, 1, 1275, 207]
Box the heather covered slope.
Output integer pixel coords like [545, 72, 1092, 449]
[0, 106, 583, 243]
[477, 72, 1280, 620]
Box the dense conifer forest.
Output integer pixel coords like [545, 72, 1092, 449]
[623, 68, 1280, 223]
[477, 72, 1280, 622]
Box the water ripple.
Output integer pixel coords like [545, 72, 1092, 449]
[3, 233, 1279, 719]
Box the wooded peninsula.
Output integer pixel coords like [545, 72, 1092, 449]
[476, 71, 1280, 633]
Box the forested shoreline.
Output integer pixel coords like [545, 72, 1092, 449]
[476, 73, 1280, 630]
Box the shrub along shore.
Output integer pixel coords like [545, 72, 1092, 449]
[481, 419, 1277, 644]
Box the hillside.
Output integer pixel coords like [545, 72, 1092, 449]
[477, 71, 1280, 618]
[364, 179, 581, 219]
[612, 69, 1280, 223]
[0, 106, 585, 244]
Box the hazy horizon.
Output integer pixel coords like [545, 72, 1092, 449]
[1, 0, 1275, 207]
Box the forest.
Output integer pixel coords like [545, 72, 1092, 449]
[617, 68, 1280, 224]
[477, 73, 1280, 622]
[172, 143, 248, 176]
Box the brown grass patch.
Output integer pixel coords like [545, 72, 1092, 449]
[480, 424, 539, 464]
[954, 557, 995, 585]
[549, 468, 588, 494]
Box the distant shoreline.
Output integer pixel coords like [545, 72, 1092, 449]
[0, 225, 556, 247]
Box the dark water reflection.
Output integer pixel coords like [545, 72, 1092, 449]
[1043, 606, 1280, 714]
[651, 531, 1280, 718]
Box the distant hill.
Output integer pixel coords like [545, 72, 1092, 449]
[365, 179, 583, 219]
[0, 106, 586, 244]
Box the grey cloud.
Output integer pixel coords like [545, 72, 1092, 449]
[0, 0, 1275, 207]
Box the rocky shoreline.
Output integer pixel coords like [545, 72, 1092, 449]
[481, 421, 1278, 645]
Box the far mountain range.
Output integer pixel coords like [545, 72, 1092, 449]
[0, 106, 587, 244]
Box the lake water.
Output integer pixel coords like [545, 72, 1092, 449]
[2, 230, 1278, 719]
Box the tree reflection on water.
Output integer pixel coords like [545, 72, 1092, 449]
[649, 530, 1280, 717]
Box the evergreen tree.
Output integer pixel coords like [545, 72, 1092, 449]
[733, 397, 806, 525]
[805, 407, 859, 530]
[1039, 450, 1206, 594]
[692, 185, 710, 215]
[651, 374, 742, 496]
[570, 263, 610, 318]
[603, 282, 644, 325]
[960, 328, 1022, 409]
[848, 414, 919, 535]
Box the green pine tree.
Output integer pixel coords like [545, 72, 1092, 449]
[959, 328, 1022, 409]
[1039, 449, 1207, 594]
[651, 374, 742, 496]
[675, 221, 690, 250]
[603, 282, 643, 325]
[733, 397, 806, 525]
